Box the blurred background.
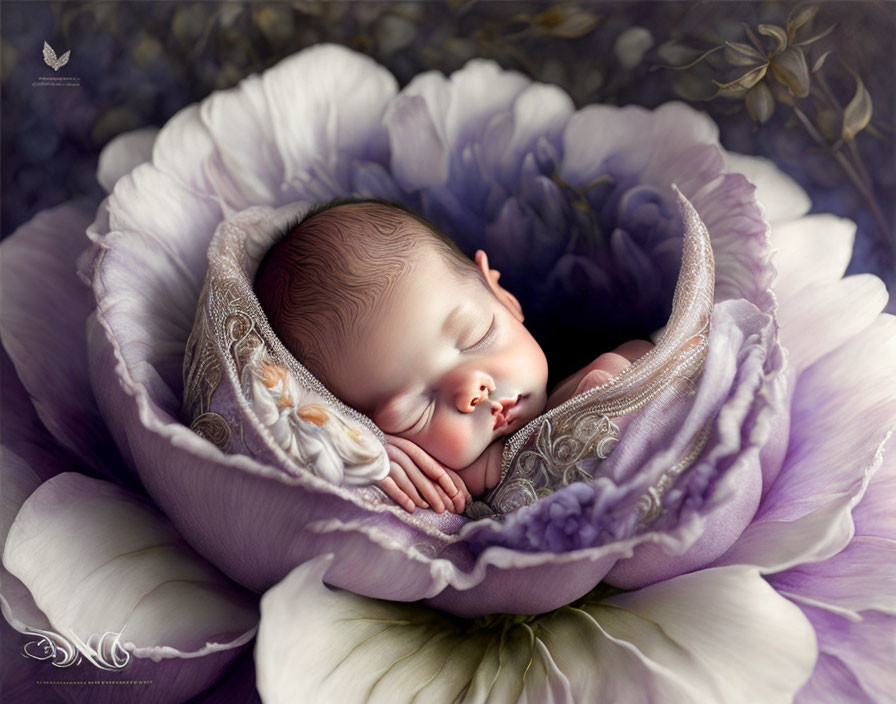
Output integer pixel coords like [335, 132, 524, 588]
[1, 0, 894, 305]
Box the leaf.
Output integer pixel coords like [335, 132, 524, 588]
[709, 64, 768, 99]
[724, 41, 766, 67]
[653, 44, 722, 72]
[532, 6, 600, 37]
[786, 5, 819, 42]
[746, 82, 775, 123]
[816, 108, 840, 142]
[771, 47, 810, 98]
[842, 73, 873, 141]
[758, 24, 788, 54]
[811, 50, 831, 73]
[56, 50, 70, 70]
[794, 23, 836, 47]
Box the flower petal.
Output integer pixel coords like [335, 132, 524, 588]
[256, 559, 815, 704]
[200, 73, 286, 208]
[3, 472, 258, 702]
[261, 44, 397, 194]
[771, 535, 896, 617]
[585, 566, 816, 703]
[0, 201, 124, 481]
[384, 93, 449, 191]
[718, 314, 896, 571]
[795, 605, 896, 704]
[0, 348, 79, 482]
[777, 273, 888, 374]
[96, 127, 158, 194]
[722, 151, 811, 224]
[1, 448, 54, 638]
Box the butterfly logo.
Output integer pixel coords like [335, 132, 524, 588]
[43, 41, 70, 71]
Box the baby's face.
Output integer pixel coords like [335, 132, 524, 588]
[325, 245, 549, 470]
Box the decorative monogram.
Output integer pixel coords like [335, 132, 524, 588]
[22, 627, 130, 671]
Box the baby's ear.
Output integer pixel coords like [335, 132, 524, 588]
[475, 250, 524, 322]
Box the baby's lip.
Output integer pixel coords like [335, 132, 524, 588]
[492, 394, 523, 431]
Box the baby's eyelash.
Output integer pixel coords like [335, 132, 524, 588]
[402, 400, 433, 435]
[461, 316, 497, 354]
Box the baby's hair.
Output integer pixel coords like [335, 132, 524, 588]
[254, 198, 478, 385]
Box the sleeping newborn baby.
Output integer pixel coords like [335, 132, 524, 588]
[254, 199, 652, 514]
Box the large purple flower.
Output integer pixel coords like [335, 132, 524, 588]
[2, 45, 893, 702]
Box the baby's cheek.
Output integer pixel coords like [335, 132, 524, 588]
[423, 419, 481, 469]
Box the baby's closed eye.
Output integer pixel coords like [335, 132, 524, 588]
[376, 395, 433, 435]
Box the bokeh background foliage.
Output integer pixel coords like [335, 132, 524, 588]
[1, 0, 894, 300]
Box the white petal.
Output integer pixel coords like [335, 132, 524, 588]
[200, 73, 286, 206]
[723, 152, 811, 225]
[772, 214, 856, 293]
[591, 566, 817, 703]
[256, 558, 815, 704]
[97, 127, 159, 194]
[261, 44, 397, 188]
[3, 473, 257, 658]
[777, 273, 888, 373]
[1, 449, 53, 635]
[444, 59, 530, 146]
[256, 555, 487, 703]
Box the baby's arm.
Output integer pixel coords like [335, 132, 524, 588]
[378, 435, 471, 514]
[547, 339, 655, 410]
[454, 440, 505, 497]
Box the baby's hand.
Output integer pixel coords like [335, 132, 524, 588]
[378, 435, 471, 514]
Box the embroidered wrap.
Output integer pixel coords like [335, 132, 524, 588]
[183, 189, 713, 524]
[182, 205, 390, 486]
[469, 187, 715, 518]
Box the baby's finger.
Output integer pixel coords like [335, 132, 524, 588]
[403, 464, 446, 513]
[443, 469, 470, 512]
[378, 476, 416, 513]
[387, 444, 445, 512]
[433, 483, 456, 513]
[395, 440, 458, 497]
[387, 461, 428, 509]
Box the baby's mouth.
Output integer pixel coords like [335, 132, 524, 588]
[492, 394, 523, 431]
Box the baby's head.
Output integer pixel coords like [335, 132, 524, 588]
[254, 199, 548, 470]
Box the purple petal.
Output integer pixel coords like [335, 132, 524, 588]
[851, 441, 896, 540]
[718, 315, 896, 571]
[0, 201, 124, 481]
[795, 653, 876, 704]
[1, 348, 80, 482]
[795, 604, 896, 704]
[490, 83, 574, 188]
[384, 93, 448, 190]
[770, 536, 896, 617]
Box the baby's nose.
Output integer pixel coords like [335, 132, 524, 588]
[455, 375, 496, 413]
